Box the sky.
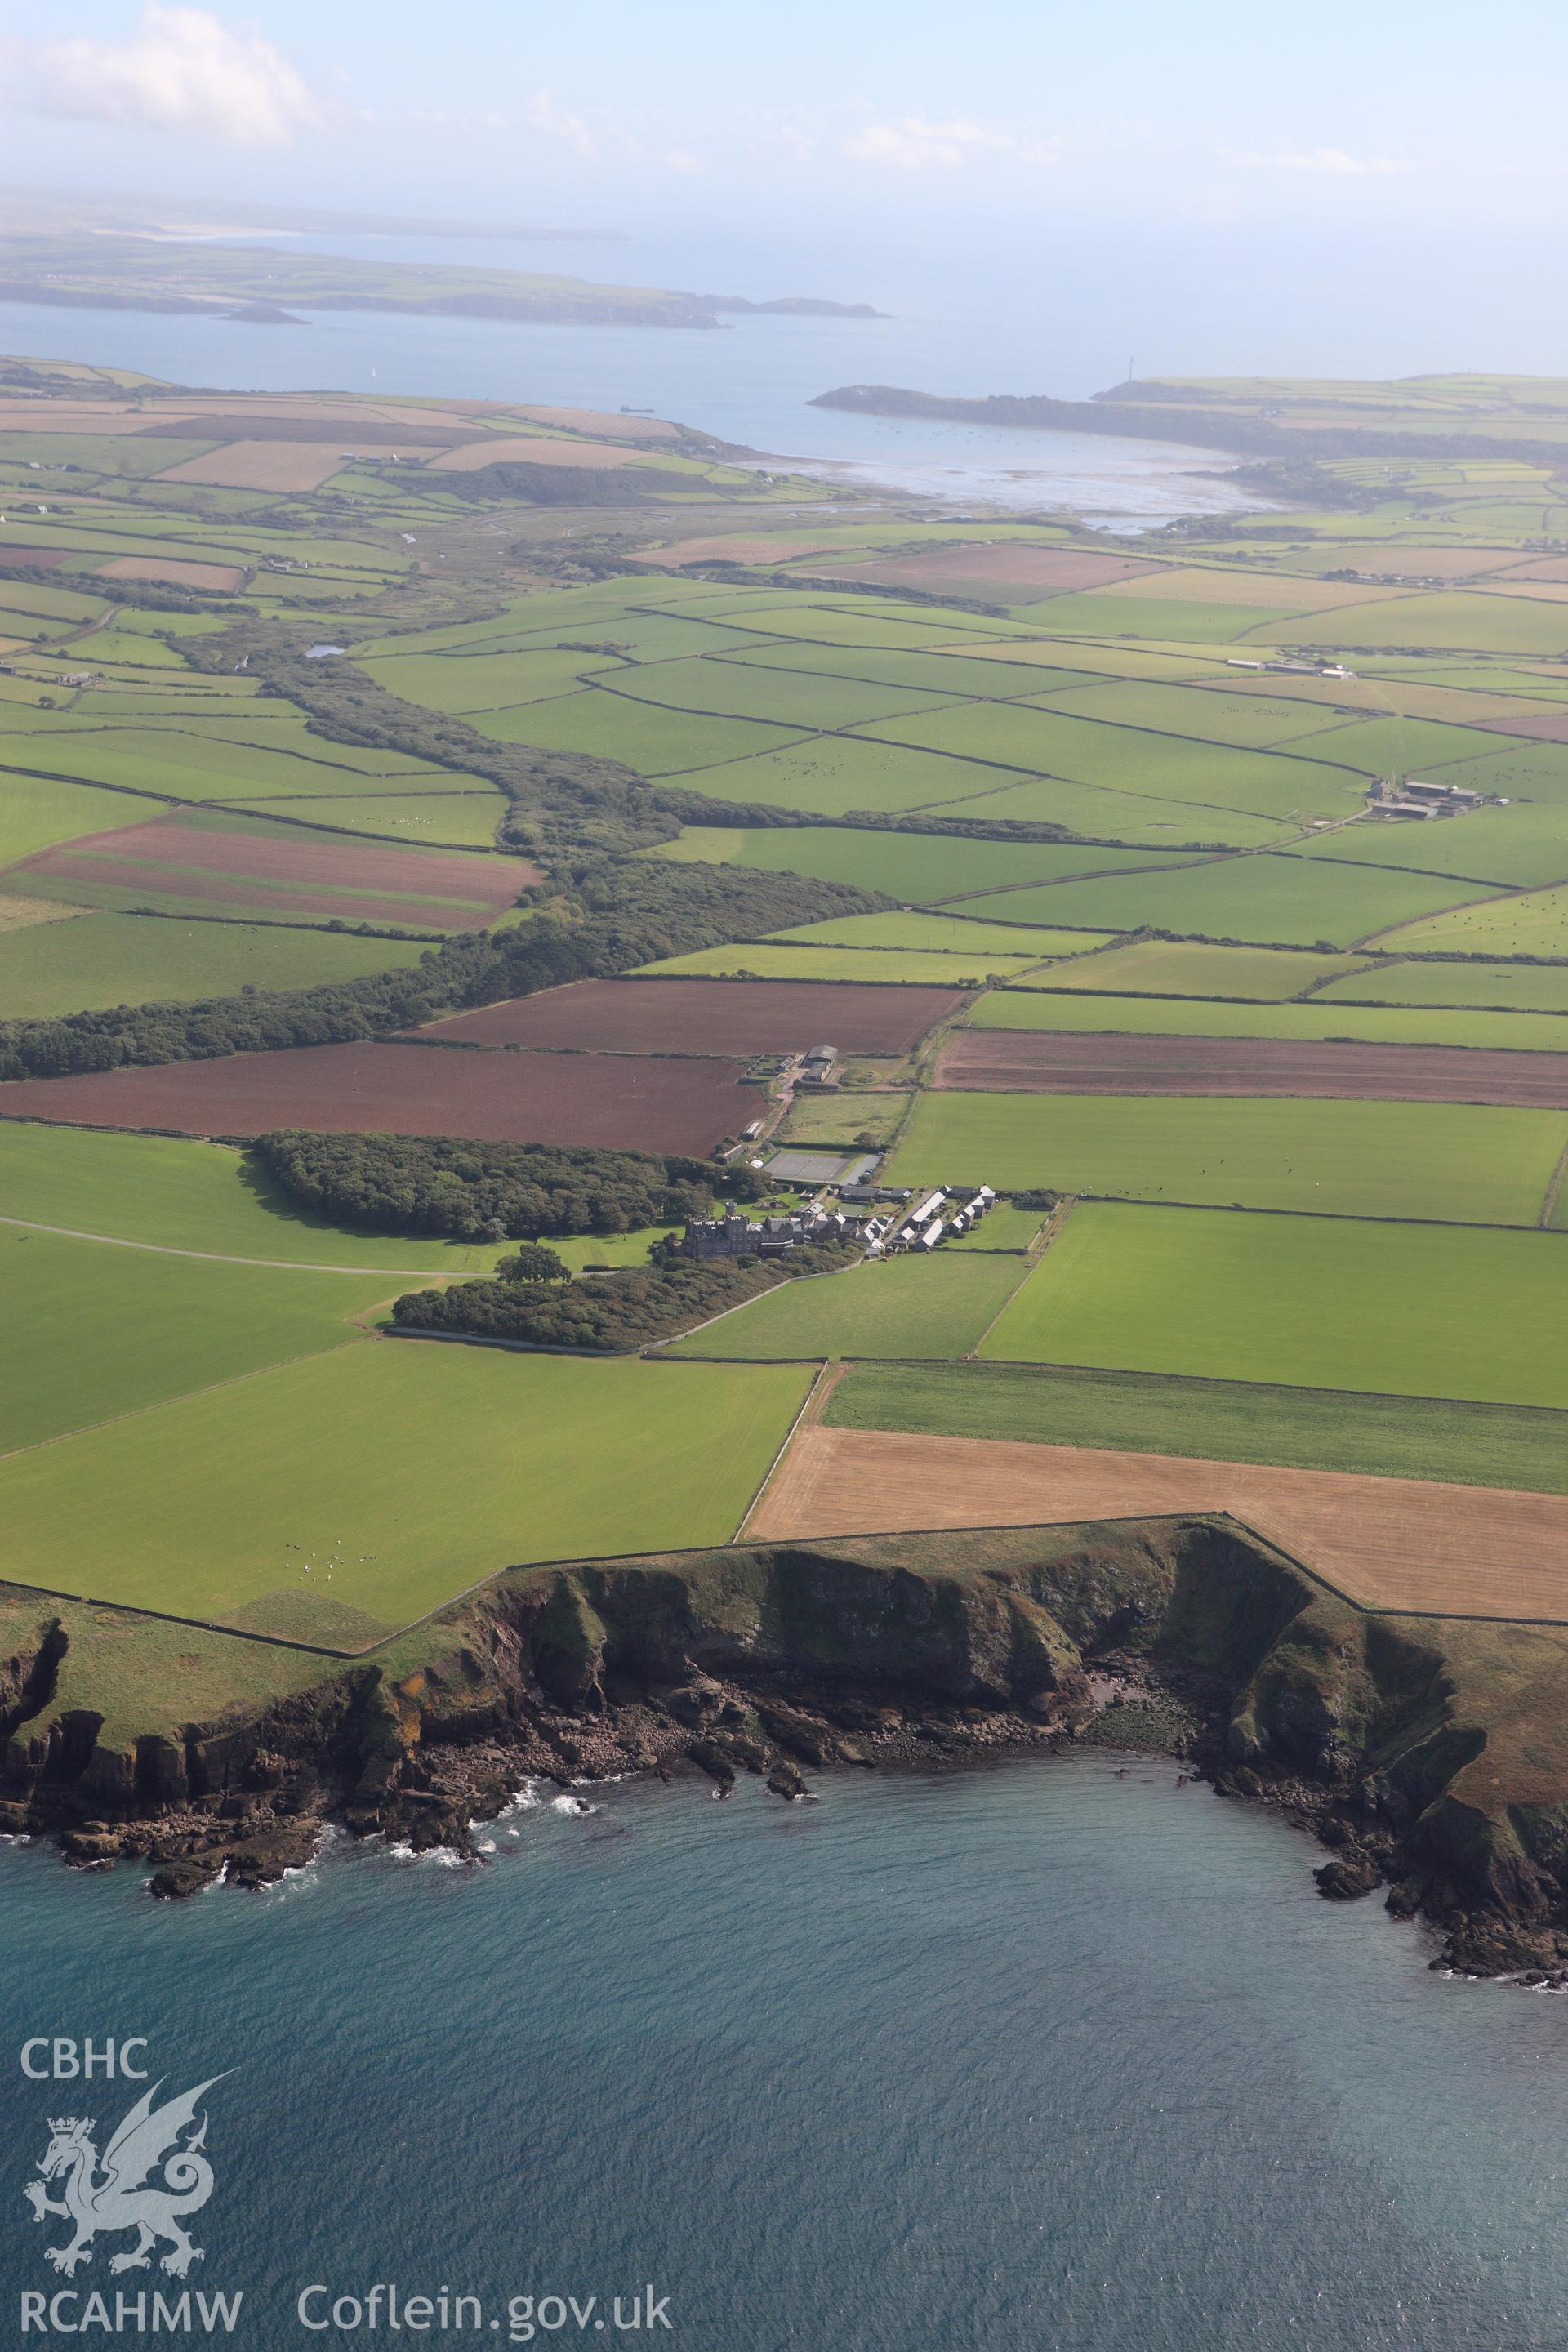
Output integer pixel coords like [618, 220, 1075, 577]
[0, 2, 1566, 374]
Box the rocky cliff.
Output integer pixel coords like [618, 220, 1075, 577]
[5, 1517, 1568, 1976]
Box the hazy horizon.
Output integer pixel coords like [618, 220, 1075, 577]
[1, 0, 1566, 386]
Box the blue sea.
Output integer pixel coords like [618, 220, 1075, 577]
[5, 1754, 1568, 2349]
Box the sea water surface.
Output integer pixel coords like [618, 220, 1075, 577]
[0, 228, 1265, 527]
[4, 1753, 1568, 2350]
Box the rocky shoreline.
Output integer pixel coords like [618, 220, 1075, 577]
[5, 1517, 1568, 1984]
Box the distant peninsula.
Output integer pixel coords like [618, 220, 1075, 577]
[0, 234, 879, 332]
[812, 376, 1568, 469]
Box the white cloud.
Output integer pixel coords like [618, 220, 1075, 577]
[526, 89, 597, 159]
[843, 116, 1015, 172]
[843, 115, 1065, 172]
[14, 5, 327, 147]
[1238, 145, 1406, 177]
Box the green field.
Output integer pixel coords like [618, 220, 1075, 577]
[978, 1200, 1568, 1405]
[1317, 960, 1568, 1013]
[967, 984, 1568, 1054]
[991, 938, 1370, 998]
[666, 1250, 1025, 1361]
[638, 942, 1035, 985]
[764, 911, 1116, 958]
[942, 853, 1490, 947]
[1283, 590, 1568, 656]
[942, 1203, 1046, 1251]
[647, 825, 1205, 902]
[1026, 677, 1359, 747]
[673, 734, 1008, 817]
[0, 1343, 813, 1642]
[0, 772, 145, 866]
[1293, 804, 1568, 890]
[0, 1224, 394, 1454]
[478, 690, 804, 777]
[0, 1123, 512, 1273]
[0, 911, 429, 1018]
[1381, 882, 1568, 956]
[888, 1091, 1566, 1224]
[823, 1359, 1568, 1494]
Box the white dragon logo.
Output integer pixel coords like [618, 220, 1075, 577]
[24, 2076, 227, 2278]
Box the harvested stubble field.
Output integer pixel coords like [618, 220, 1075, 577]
[154, 443, 355, 492]
[0, 1041, 754, 1155]
[11, 814, 532, 932]
[746, 1424, 1568, 1622]
[418, 975, 966, 1056]
[796, 546, 1160, 597]
[935, 1027, 1568, 1106]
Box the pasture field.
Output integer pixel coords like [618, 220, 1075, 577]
[967, 985, 1568, 1055]
[987, 938, 1370, 998]
[0, 1224, 393, 1454]
[1018, 590, 1302, 641]
[859, 704, 1366, 822]
[945, 853, 1490, 947]
[476, 689, 804, 775]
[646, 825, 1206, 901]
[724, 639, 1108, 701]
[585, 657, 955, 729]
[886, 1090, 1566, 1223]
[1421, 742, 1568, 803]
[1316, 961, 1568, 1013]
[1380, 884, 1568, 957]
[777, 1089, 908, 1147]
[764, 911, 1116, 957]
[1027, 678, 1358, 746]
[0, 1123, 511, 1274]
[1282, 590, 1568, 655]
[0, 773, 144, 866]
[0, 911, 429, 1018]
[666, 1250, 1025, 1361]
[223, 790, 509, 848]
[359, 647, 625, 713]
[978, 1200, 1568, 1406]
[822, 1360, 1568, 1494]
[1290, 806, 1568, 891]
[0, 1345, 813, 1641]
[681, 736, 1019, 818]
[637, 942, 1039, 986]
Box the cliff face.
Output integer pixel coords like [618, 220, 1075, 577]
[6, 1517, 1568, 1971]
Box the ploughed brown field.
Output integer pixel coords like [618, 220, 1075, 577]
[0, 546, 69, 568]
[0, 1042, 751, 1153]
[420, 976, 966, 1056]
[797, 546, 1160, 597]
[747, 1426, 1568, 1621]
[1477, 710, 1568, 744]
[97, 555, 246, 592]
[644, 532, 845, 569]
[15, 816, 533, 931]
[935, 1027, 1568, 1107]
[154, 443, 355, 492]
[428, 436, 640, 472]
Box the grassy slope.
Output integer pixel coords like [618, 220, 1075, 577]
[978, 1200, 1568, 1406]
[0, 913, 429, 1019]
[824, 1360, 1568, 1494]
[666, 1250, 1026, 1361]
[0, 1345, 813, 1640]
[888, 1091, 1567, 1224]
[0, 1226, 392, 1453]
[0, 1123, 511, 1273]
